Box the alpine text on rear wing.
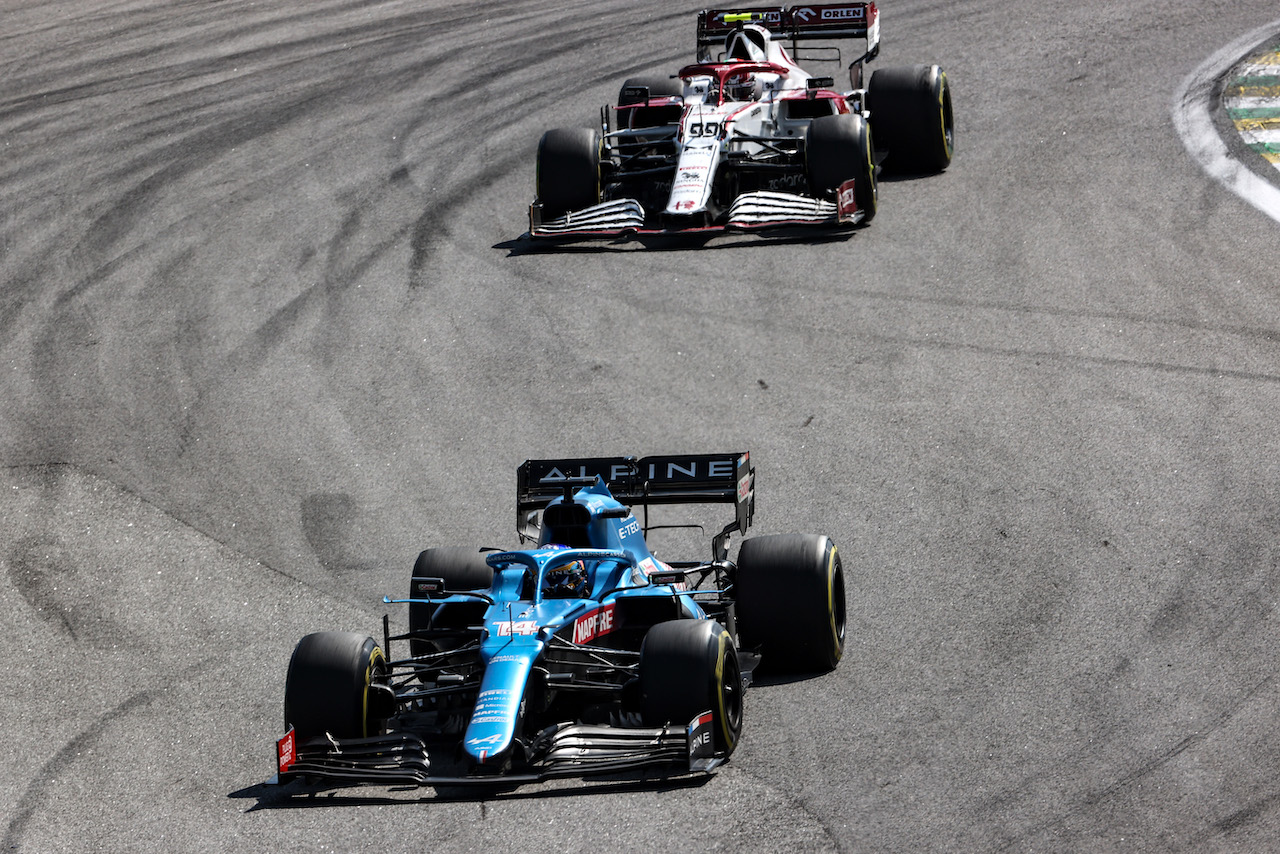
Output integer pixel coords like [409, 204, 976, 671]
[517, 452, 755, 547]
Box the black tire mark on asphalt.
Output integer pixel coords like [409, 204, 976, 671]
[2, 688, 162, 850]
[995, 671, 1278, 851]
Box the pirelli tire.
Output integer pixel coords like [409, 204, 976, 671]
[735, 534, 846, 673]
[617, 75, 683, 105]
[639, 619, 744, 755]
[867, 64, 954, 174]
[409, 547, 493, 656]
[536, 128, 602, 219]
[617, 75, 685, 131]
[283, 631, 390, 739]
[804, 113, 877, 223]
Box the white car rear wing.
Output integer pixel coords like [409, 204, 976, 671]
[698, 4, 881, 49]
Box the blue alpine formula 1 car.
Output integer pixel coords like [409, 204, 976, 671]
[272, 452, 845, 788]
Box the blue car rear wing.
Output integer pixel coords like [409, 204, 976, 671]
[516, 452, 755, 549]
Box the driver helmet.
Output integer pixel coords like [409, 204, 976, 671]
[542, 545, 588, 598]
[725, 24, 769, 63]
[725, 71, 761, 102]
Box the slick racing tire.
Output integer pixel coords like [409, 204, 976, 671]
[640, 620, 743, 754]
[536, 128, 601, 219]
[736, 534, 846, 673]
[617, 75, 683, 106]
[867, 64, 954, 174]
[283, 631, 390, 739]
[617, 75, 684, 130]
[409, 547, 492, 656]
[805, 113, 877, 222]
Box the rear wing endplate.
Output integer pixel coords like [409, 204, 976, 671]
[697, 4, 881, 64]
[517, 452, 755, 542]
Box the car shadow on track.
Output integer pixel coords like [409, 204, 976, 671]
[748, 670, 834, 689]
[229, 771, 712, 811]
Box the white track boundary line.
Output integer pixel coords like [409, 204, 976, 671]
[1172, 18, 1280, 224]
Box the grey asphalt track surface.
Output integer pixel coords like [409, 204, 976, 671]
[4, 1, 1280, 851]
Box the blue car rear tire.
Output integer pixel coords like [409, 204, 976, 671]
[408, 547, 493, 657]
[736, 534, 846, 673]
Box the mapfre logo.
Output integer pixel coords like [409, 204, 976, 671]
[572, 603, 618, 645]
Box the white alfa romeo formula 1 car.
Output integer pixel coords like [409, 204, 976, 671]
[529, 4, 954, 240]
